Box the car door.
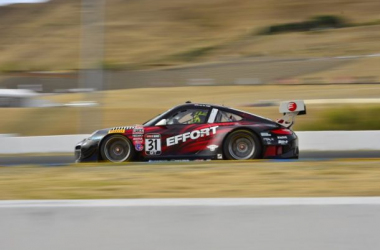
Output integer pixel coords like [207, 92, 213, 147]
[144, 107, 215, 159]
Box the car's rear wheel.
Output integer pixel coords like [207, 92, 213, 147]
[100, 135, 134, 162]
[223, 130, 261, 160]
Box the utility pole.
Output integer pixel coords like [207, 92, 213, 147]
[79, 0, 105, 133]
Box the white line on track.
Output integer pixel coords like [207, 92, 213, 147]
[1, 197, 380, 208]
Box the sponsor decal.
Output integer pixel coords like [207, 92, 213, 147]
[108, 126, 128, 134]
[207, 145, 219, 152]
[277, 136, 288, 139]
[145, 134, 162, 155]
[278, 140, 288, 145]
[194, 104, 211, 107]
[133, 132, 143, 143]
[263, 137, 274, 145]
[108, 126, 135, 134]
[261, 132, 271, 137]
[133, 129, 144, 134]
[166, 126, 219, 147]
[133, 125, 144, 134]
[146, 134, 160, 139]
[217, 154, 223, 160]
[288, 102, 297, 112]
[135, 144, 144, 151]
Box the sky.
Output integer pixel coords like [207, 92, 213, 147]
[0, 0, 49, 6]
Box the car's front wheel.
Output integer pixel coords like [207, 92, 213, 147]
[100, 135, 134, 162]
[223, 130, 261, 160]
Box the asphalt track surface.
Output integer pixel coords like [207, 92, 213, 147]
[1, 198, 380, 250]
[0, 151, 379, 165]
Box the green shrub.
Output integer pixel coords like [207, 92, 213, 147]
[170, 46, 216, 62]
[312, 15, 346, 27]
[259, 15, 348, 35]
[299, 106, 380, 131]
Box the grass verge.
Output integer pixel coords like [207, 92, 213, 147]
[1, 160, 380, 199]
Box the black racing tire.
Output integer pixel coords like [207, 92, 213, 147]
[100, 135, 135, 162]
[223, 130, 262, 160]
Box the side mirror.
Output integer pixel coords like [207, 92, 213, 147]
[155, 119, 167, 126]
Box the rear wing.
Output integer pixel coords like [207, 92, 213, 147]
[277, 100, 306, 128]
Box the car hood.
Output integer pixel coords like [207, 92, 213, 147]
[89, 126, 137, 140]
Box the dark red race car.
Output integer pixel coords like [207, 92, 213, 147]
[75, 101, 306, 162]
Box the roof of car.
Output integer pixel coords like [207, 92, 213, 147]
[175, 102, 254, 116]
[177, 102, 225, 109]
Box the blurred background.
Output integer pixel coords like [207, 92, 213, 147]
[1, 0, 380, 135]
[3, 4, 380, 244]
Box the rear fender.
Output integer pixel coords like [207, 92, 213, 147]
[221, 126, 264, 158]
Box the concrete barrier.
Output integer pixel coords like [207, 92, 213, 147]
[0, 131, 380, 154]
[297, 131, 380, 151]
[0, 134, 90, 154]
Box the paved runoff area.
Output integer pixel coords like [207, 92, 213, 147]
[1, 198, 380, 250]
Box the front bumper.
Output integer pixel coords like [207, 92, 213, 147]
[75, 138, 100, 162]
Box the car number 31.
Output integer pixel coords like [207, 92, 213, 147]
[145, 134, 162, 155]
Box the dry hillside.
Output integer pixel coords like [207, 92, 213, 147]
[0, 0, 380, 71]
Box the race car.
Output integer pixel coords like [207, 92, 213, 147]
[75, 100, 306, 163]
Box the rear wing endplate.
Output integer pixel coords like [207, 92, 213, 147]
[277, 100, 306, 128]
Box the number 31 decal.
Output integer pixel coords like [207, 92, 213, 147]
[145, 134, 161, 155]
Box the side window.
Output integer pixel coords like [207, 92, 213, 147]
[215, 110, 242, 123]
[167, 109, 209, 125]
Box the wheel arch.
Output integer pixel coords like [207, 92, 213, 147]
[221, 126, 263, 159]
[98, 133, 134, 161]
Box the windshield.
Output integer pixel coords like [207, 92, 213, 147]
[143, 108, 174, 126]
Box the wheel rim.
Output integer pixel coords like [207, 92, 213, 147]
[104, 137, 131, 162]
[228, 135, 255, 160]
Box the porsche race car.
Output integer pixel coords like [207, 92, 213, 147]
[75, 100, 306, 162]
